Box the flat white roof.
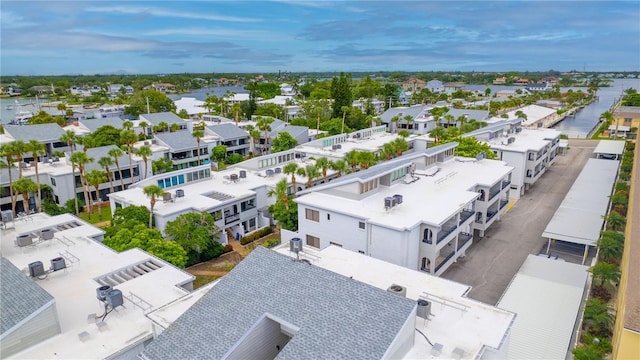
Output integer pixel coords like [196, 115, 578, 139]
[274, 245, 515, 360]
[542, 158, 619, 246]
[593, 139, 626, 155]
[497, 255, 589, 360]
[1, 213, 193, 359]
[489, 105, 557, 126]
[297, 131, 406, 158]
[487, 128, 560, 153]
[297, 157, 512, 228]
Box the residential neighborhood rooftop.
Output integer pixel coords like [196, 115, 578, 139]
[3, 123, 65, 142]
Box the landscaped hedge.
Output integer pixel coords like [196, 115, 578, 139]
[240, 226, 273, 245]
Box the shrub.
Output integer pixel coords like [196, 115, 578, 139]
[262, 238, 281, 248]
[240, 226, 273, 245]
[619, 172, 630, 181]
[591, 285, 612, 302]
[222, 244, 233, 253]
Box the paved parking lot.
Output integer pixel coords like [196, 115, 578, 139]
[442, 140, 599, 305]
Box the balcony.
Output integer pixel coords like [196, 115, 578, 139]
[500, 200, 509, 210]
[435, 249, 456, 273]
[437, 221, 458, 244]
[459, 209, 474, 225]
[534, 169, 541, 177]
[489, 189, 500, 201]
[486, 210, 498, 222]
[457, 232, 473, 251]
[502, 179, 511, 189]
[224, 213, 240, 225]
[241, 203, 256, 212]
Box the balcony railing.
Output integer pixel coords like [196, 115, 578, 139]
[500, 200, 508, 210]
[435, 251, 456, 273]
[437, 223, 458, 243]
[489, 189, 500, 201]
[534, 169, 541, 177]
[224, 213, 240, 224]
[459, 209, 474, 225]
[241, 203, 256, 212]
[457, 232, 473, 250]
[502, 179, 511, 189]
[486, 210, 498, 222]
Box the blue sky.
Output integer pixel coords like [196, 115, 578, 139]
[1, 1, 639, 75]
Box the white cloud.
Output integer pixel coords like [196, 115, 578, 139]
[0, 10, 36, 28]
[84, 5, 261, 23]
[143, 27, 280, 40]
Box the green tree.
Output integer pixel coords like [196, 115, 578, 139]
[135, 145, 153, 179]
[192, 130, 204, 165]
[268, 179, 290, 210]
[98, 156, 115, 194]
[271, 132, 298, 153]
[605, 212, 626, 231]
[283, 162, 298, 194]
[314, 157, 330, 183]
[211, 145, 227, 163]
[111, 205, 150, 228]
[269, 198, 298, 231]
[165, 212, 222, 266]
[589, 262, 620, 290]
[450, 137, 498, 159]
[104, 224, 187, 268]
[70, 151, 94, 215]
[303, 164, 320, 188]
[12, 178, 38, 213]
[256, 116, 274, 154]
[0, 143, 17, 214]
[27, 140, 45, 213]
[429, 126, 446, 144]
[86, 169, 107, 220]
[331, 73, 352, 119]
[329, 159, 348, 177]
[120, 129, 138, 182]
[83, 125, 121, 147]
[583, 298, 615, 331]
[143, 185, 165, 228]
[108, 147, 126, 190]
[597, 231, 624, 262]
[358, 151, 377, 169]
[124, 89, 176, 117]
[152, 157, 173, 175]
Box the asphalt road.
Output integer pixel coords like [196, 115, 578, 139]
[441, 139, 598, 305]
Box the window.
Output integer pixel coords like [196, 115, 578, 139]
[327, 214, 331, 220]
[528, 152, 534, 161]
[358, 221, 365, 230]
[359, 179, 378, 194]
[391, 168, 407, 181]
[306, 235, 320, 248]
[305, 209, 319, 222]
[50, 177, 56, 186]
[624, 118, 632, 125]
[329, 241, 342, 247]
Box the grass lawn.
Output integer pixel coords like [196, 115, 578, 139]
[78, 206, 112, 224]
[193, 275, 219, 289]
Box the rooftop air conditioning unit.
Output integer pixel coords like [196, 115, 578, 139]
[290, 237, 303, 254]
[384, 196, 395, 209]
[417, 299, 432, 319]
[239, 170, 247, 178]
[387, 284, 407, 297]
[507, 137, 516, 144]
[144, 141, 150, 146]
[336, 144, 342, 149]
[175, 189, 185, 198]
[163, 193, 172, 202]
[393, 194, 403, 205]
[266, 169, 274, 177]
[332, 144, 339, 150]
[50, 257, 66, 272]
[29, 261, 45, 277]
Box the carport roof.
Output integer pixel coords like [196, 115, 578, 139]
[593, 139, 625, 155]
[542, 158, 619, 246]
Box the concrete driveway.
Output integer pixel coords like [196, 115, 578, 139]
[442, 139, 598, 305]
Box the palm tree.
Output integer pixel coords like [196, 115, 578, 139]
[143, 185, 165, 228]
[27, 140, 45, 212]
[157, 121, 169, 133]
[429, 126, 446, 144]
[314, 157, 330, 183]
[122, 120, 134, 130]
[98, 156, 115, 194]
[192, 130, 204, 165]
[135, 145, 152, 179]
[444, 114, 455, 128]
[70, 151, 94, 215]
[392, 138, 409, 157]
[283, 162, 298, 195]
[304, 164, 320, 188]
[267, 179, 289, 210]
[86, 169, 106, 220]
[108, 147, 126, 190]
[583, 298, 614, 331]
[341, 106, 350, 134]
[390, 115, 400, 133]
[597, 231, 625, 261]
[57, 102, 67, 116]
[358, 151, 377, 169]
[589, 262, 620, 290]
[139, 121, 149, 137]
[12, 178, 38, 213]
[120, 129, 138, 183]
[60, 129, 77, 153]
[345, 150, 360, 172]
[606, 212, 626, 231]
[231, 102, 242, 125]
[0, 143, 17, 215]
[329, 159, 348, 177]
[12, 140, 27, 179]
[256, 116, 274, 154]
[403, 114, 414, 131]
[169, 123, 181, 133]
[381, 142, 395, 160]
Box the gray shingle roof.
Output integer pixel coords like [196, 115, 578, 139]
[380, 105, 429, 123]
[444, 109, 489, 122]
[85, 145, 132, 172]
[1, 257, 55, 334]
[154, 130, 198, 151]
[142, 247, 416, 360]
[139, 112, 185, 126]
[79, 117, 124, 132]
[4, 123, 65, 142]
[207, 123, 248, 140]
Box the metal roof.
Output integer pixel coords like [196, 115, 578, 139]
[206, 123, 248, 140]
[154, 130, 198, 152]
[1, 257, 55, 334]
[79, 117, 124, 132]
[380, 105, 429, 123]
[542, 158, 619, 246]
[445, 108, 489, 122]
[497, 255, 589, 360]
[4, 123, 65, 143]
[141, 247, 416, 360]
[84, 145, 132, 172]
[139, 112, 185, 126]
[593, 139, 626, 155]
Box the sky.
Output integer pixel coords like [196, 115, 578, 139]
[1, 1, 639, 76]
